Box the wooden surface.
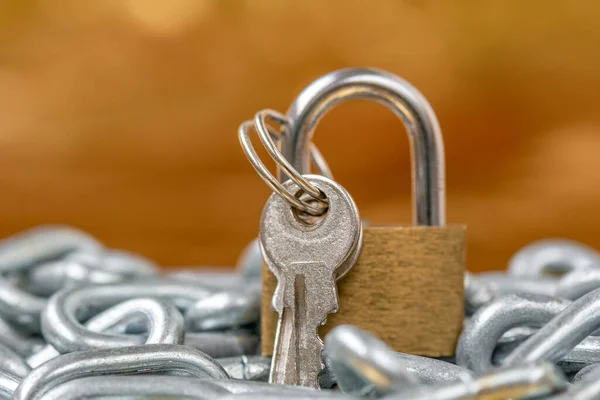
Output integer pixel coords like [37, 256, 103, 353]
[0, 2, 600, 270]
[261, 226, 465, 357]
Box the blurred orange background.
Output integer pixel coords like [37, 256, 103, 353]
[1, 1, 599, 271]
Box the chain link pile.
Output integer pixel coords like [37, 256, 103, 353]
[1, 225, 599, 399]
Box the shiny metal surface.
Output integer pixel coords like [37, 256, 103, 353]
[254, 110, 327, 205]
[27, 248, 157, 296]
[504, 288, 600, 367]
[261, 176, 362, 387]
[218, 392, 349, 400]
[508, 239, 600, 278]
[238, 110, 332, 216]
[572, 363, 600, 383]
[0, 277, 45, 333]
[548, 362, 600, 400]
[28, 297, 184, 367]
[0, 343, 30, 379]
[207, 379, 317, 394]
[40, 283, 197, 353]
[324, 325, 420, 396]
[4, 185, 600, 398]
[494, 333, 600, 374]
[384, 362, 566, 400]
[217, 355, 271, 381]
[13, 344, 230, 400]
[42, 376, 231, 400]
[0, 316, 43, 357]
[169, 269, 246, 289]
[183, 331, 260, 358]
[457, 293, 570, 372]
[475, 271, 559, 296]
[464, 271, 560, 314]
[0, 371, 20, 400]
[29, 329, 262, 366]
[283, 67, 445, 226]
[394, 353, 471, 385]
[184, 282, 261, 331]
[557, 267, 600, 300]
[0, 226, 101, 274]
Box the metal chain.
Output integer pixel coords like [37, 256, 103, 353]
[0, 226, 599, 399]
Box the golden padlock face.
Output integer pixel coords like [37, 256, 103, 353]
[261, 225, 465, 357]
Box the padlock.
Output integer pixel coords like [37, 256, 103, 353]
[261, 67, 465, 357]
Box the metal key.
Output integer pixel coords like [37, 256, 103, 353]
[260, 174, 362, 388]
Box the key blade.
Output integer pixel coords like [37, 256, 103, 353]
[272, 263, 340, 388]
[271, 273, 316, 386]
[296, 273, 326, 388]
[270, 305, 298, 385]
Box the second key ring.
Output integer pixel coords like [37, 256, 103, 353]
[239, 109, 331, 216]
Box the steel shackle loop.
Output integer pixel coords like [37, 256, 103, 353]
[282, 67, 445, 226]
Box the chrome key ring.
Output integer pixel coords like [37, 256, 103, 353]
[239, 109, 332, 216]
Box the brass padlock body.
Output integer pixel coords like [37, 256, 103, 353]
[261, 225, 465, 357]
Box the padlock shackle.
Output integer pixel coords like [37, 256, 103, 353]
[280, 67, 445, 226]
